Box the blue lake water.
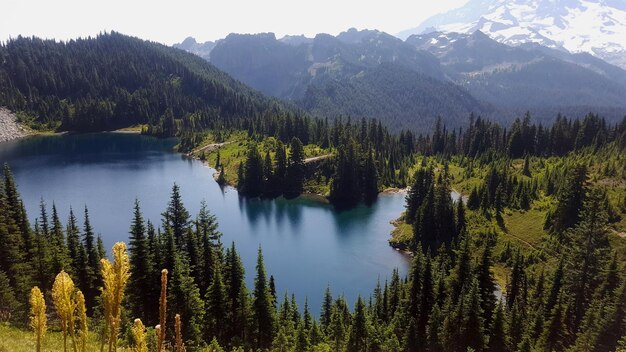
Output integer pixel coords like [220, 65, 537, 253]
[0, 132, 410, 313]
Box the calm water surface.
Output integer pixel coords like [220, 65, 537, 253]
[0, 133, 410, 313]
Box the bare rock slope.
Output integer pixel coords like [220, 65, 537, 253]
[0, 108, 29, 143]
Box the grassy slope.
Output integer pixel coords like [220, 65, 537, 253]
[391, 151, 626, 289]
[0, 324, 101, 352]
[0, 323, 228, 352]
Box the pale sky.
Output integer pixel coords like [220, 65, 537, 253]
[1, 0, 469, 45]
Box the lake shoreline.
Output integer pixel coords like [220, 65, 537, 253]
[0, 108, 33, 143]
[193, 157, 335, 205]
[0, 118, 147, 145]
[194, 154, 408, 207]
[2, 131, 411, 314]
[388, 188, 463, 253]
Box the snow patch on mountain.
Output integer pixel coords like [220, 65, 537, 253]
[401, 0, 626, 69]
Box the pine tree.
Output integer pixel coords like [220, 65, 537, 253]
[462, 279, 485, 352]
[196, 200, 222, 294]
[506, 250, 525, 310]
[263, 150, 273, 195]
[242, 143, 264, 197]
[275, 140, 288, 172]
[545, 260, 564, 319]
[97, 235, 106, 260]
[591, 281, 626, 352]
[217, 165, 226, 185]
[162, 184, 191, 247]
[66, 208, 82, 278]
[81, 206, 100, 314]
[0, 170, 29, 310]
[223, 242, 248, 345]
[269, 275, 277, 309]
[427, 304, 444, 352]
[456, 198, 466, 237]
[252, 246, 275, 349]
[408, 249, 424, 319]
[184, 227, 202, 288]
[285, 137, 305, 198]
[308, 321, 325, 347]
[290, 294, 300, 328]
[3, 165, 32, 270]
[433, 173, 456, 245]
[476, 244, 497, 328]
[546, 164, 587, 235]
[328, 304, 347, 352]
[32, 220, 52, 293]
[448, 236, 472, 302]
[321, 285, 333, 331]
[146, 221, 162, 325]
[215, 149, 221, 169]
[418, 255, 435, 350]
[412, 185, 436, 251]
[303, 297, 312, 331]
[168, 251, 205, 346]
[0, 270, 19, 322]
[507, 300, 526, 349]
[405, 317, 420, 352]
[330, 141, 361, 207]
[468, 187, 481, 210]
[274, 141, 288, 193]
[405, 167, 433, 224]
[566, 189, 610, 330]
[389, 268, 401, 318]
[49, 203, 71, 276]
[373, 278, 384, 323]
[347, 296, 369, 352]
[362, 149, 379, 204]
[537, 296, 567, 352]
[128, 200, 155, 324]
[295, 324, 311, 352]
[441, 293, 464, 351]
[487, 302, 509, 352]
[522, 155, 531, 177]
[38, 199, 49, 240]
[494, 184, 505, 220]
[275, 293, 296, 351]
[204, 260, 226, 344]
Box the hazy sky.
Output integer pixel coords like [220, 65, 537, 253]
[1, 0, 469, 45]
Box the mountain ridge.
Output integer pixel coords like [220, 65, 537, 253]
[400, 0, 626, 69]
[175, 28, 626, 132]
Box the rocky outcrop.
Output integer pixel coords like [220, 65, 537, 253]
[0, 108, 30, 143]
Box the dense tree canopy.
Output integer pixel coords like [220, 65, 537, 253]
[1, 160, 625, 351]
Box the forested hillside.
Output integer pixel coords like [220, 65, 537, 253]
[405, 31, 626, 124]
[0, 32, 289, 133]
[1, 112, 626, 351]
[179, 30, 495, 132]
[300, 63, 494, 132]
[206, 30, 445, 101]
[177, 28, 626, 131]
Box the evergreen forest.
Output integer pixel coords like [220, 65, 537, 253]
[1, 31, 626, 352]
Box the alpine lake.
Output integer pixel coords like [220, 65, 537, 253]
[0, 132, 413, 313]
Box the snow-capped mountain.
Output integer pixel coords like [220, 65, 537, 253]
[399, 0, 626, 69]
